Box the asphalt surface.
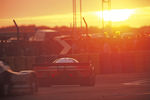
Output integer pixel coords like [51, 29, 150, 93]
[1, 73, 150, 100]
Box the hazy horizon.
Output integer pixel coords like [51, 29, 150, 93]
[1, 0, 150, 28]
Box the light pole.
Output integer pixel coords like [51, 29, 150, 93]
[102, 0, 112, 34]
[13, 19, 20, 41]
[73, 0, 77, 30]
[80, 0, 82, 29]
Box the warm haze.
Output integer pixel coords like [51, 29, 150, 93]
[0, 0, 150, 28]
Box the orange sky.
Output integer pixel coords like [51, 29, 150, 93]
[0, 0, 150, 27]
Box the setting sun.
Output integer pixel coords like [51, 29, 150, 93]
[96, 9, 135, 22]
[0, 0, 150, 27]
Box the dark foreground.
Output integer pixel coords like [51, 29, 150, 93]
[1, 73, 150, 100]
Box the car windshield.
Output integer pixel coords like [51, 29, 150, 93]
[53, 58, 79, 63]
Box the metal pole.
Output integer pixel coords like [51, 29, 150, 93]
[72, 0, 77, 32]
[108, 0, 112, 35]
[74, 0, 77, 28]
[108, 0, 112, 28]
[102, 0, 104, 31]
[83, 17, 88, 37]
[73, 0, 75, 30]
[80, 0, 82, 29]
[72, 0, 77, 54]
[72, 0, 74, 54]
[83, 17, 89, 62]
[13, 19, 19, 41]
[102, 0, 112, 33]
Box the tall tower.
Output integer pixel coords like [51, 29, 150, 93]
[73, 0, 77, 30]
[73, 0, 82, 30]
[102, 0, 112, 33]
[80, 0, 82, 29]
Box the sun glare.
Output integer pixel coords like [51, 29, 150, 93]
[96, 9, 135, 22]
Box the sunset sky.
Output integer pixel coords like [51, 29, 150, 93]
[0, 0, 150, 28]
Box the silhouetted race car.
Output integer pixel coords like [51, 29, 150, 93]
[0, 61, 38, 97]
[33, 57, 96, 86]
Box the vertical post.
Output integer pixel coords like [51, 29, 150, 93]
[80, 0, 82, 29]
[83, 17, 89, 62]
[83, 17, 88, 37]
[13, 19, 19, 41]
[73, 0, 77, 29]
[102, 0, 104, 31]
[72, 0, 77, 33]
[74, 0, 77, 28]
[102, 0, 112, 34]
[72, 0, 77, 54]
[73, 0, 75, 30]
[108, 0, 112, 30]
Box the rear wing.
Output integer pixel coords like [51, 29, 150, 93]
[33, 63, 91, 67]
[33, 63, 94, 72]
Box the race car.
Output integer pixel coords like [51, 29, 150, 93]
[0, 61, 38, 97]
[33, 57, 96, 86]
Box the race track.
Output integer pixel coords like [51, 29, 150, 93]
[1, 73, 150, 100]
